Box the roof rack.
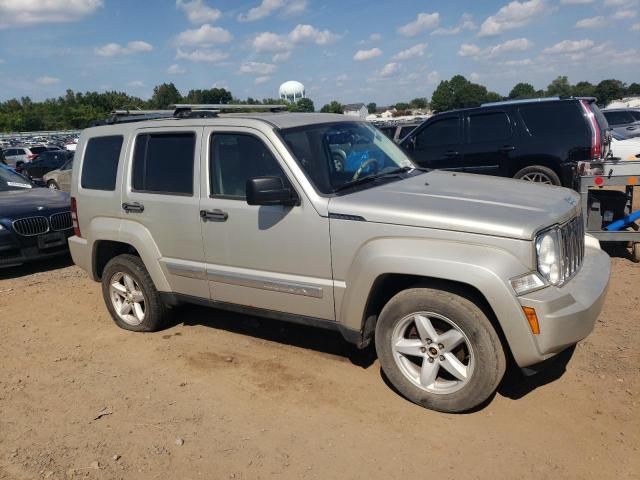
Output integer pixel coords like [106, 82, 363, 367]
[93, 104, 289, 126]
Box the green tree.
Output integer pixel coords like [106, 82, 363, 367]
[292, 97, 315, 112]
[572, 81, 596, 98]
[367, 102, 377, 114]
[627, 83, 640, 96]
[595, 79, 626, 106]
[320, 101, 344, 114]
[508, 82, 536, 99]
[546, 76, 572, 97]
[409, 97, 428, 109]
[430, 80, 455, 112]
[150, 82, 182, 109]
[395, 102, 410, 111]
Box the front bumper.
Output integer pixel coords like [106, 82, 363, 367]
[517, 245, 610, 365]
[0, 228, 73, 268]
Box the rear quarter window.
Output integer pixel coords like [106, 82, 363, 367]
[518, 102, 586, 136]
[81, 135, 124, 191]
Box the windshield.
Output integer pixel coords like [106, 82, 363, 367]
[0, 165, 33, 192]
[280, 121, 415, 194]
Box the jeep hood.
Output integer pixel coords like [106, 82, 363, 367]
[328, 171, 581, 240]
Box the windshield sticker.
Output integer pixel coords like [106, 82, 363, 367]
[7, 182, 33, 189]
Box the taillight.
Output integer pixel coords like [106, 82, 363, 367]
[27, 154, 38, 160]
[580, 100, 601, 160]
[71, 196, 81, 238]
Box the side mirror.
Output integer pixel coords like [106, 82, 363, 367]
[246, 176, 299, 207]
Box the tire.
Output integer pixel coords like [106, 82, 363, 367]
[101, 254, 168, 332]
[375, 288, 506, 413]
[47, 180, 59, 190]
[631, 243, 640, 263]
[513, 165, 561, 186]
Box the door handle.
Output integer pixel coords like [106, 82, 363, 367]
[499, 145, 516, 152]
[445, 150, 460, 157]
[122, 202, 144, 213]
[200, 209, 228, 222]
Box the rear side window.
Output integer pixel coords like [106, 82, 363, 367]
[518, 102, 585, 136]
[468, 112, 511, 143]
[630, 111, 640, 122]
[30, 146, 47, 154]
[603, 111, 634, 126]
[132, 132, 195, 195]
[81, 135, 123, 191]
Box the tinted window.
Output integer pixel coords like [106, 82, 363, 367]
[81, 135, 123, 191]
[519, 102, 585, 136]
[630, 111, 640, 121]
[210, 134, 287, 198]
[399, 126, 417, 139]
[29, 146, 47, 154]
[416, 117, 460, 147]
[132, 133, 195, 195]
[603, 111, 634, 126]
[468, 112, 511, 143]
[589, 103, 609, 132]
[378, 127, 396, 139]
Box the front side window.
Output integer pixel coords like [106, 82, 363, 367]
[415, 117, 460, 147]
[281, 121, 415, 195]
[468, 112, 511, 143]
[132, 132, 195, 195]
[81, 135, 123, 191]
[209, 133, 288, 198]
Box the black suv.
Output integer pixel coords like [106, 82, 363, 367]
[400, 97, 610, 187]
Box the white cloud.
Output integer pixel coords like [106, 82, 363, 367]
[336, 74, 349, 86]
[503, 58, 533, 65]
[353, 47, 382, 61]
[36, 76, 60, 85]
[458, 38, 533, 59]
[175, 24, 232, 46]
[560, 0, 593, 4]
[398, 12, 440, 36]
[239, 61, 276, 75]
[604, 0, 637, 5]
[0, 0, 102, 29]
[238, 0, 306, 21]
[543, 39, 594, 54]
[252, 24, 339, 54]
[432, 13, 476, 35]
[95, 41, 153, 57]
[632, 22, 640, 29]
[612, 9, 637, 19]
[175, 48, 228, 62]
[478, 0, 547, 37]
[167, 64, 186, 74]
[128, 80, 145, 88]
[255, 76, 271, 84]
[426, 71, 440, 84]
[469, 72, 481, 82]
[391, 43, 427, 61]
[272, 51, 291, 62]
[283, 0, 307, 15]
[575, 16, 604, 28]
[378, 62, 401, 77]
[176, 0, 221, 24]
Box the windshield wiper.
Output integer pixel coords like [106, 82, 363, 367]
[333, 166, 430, 193]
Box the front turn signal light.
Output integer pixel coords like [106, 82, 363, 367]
[522, 307, 540, 335]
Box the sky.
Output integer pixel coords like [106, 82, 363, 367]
[0, 0, 638, 106]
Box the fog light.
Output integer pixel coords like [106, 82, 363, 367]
[522, 307, 540, 335]
[510, 272, 546, 295]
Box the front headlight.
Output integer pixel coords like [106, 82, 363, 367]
[536, 228, 562, 285]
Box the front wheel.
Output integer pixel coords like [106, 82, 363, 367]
[47, 180, 59, 190]
[375, 288, 506, 413]
[513, 165, 561, 186]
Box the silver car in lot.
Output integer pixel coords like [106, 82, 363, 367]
[2, 145, 49, 167]
[42, 156, 74, 192]
[602, 108, 640, 138]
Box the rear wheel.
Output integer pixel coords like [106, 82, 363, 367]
[101, 254, 168, 332]
[47, 180, 59, 190]
[375, 288, 506, 413]
[513, 165, 561, 186]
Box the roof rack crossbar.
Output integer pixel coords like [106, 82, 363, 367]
[172, 103, 288, 111]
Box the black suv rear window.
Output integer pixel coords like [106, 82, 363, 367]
[81, 135, 123, 191]
[518, 102, 585, 136]
[132, 133, 195, 195]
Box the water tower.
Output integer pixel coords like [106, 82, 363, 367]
[279, 81, 306, 103]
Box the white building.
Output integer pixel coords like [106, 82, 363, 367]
[279, 81, 306, 103]
[343, 103, 368, 119]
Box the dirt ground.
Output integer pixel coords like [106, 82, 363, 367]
[0, 253, 638, 480]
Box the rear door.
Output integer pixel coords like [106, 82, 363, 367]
[122, 127, 208, 298]
[462, 109, 514, 176]
[403, 114, 463, 170]
[58, 158, 74, 192]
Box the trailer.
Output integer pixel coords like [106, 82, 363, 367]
[578, 159, 640, 261]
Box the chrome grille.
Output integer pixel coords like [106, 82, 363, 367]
[559, 215, 584, 283]
[50, 212, 72, 231]
[12, 216, 49, 236]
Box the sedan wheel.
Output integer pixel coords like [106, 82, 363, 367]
[47, 181, 59, 190]
[520, 172, 553, 184]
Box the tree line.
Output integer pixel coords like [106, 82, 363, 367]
[0, 76, 638, 132]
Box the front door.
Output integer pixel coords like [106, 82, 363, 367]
[199, 127, 335, 321]
[403, 114, 464, 170]
[462, 110, 514, 176]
